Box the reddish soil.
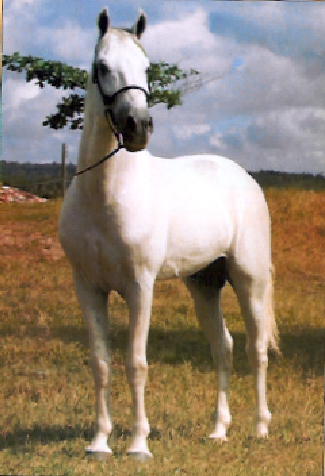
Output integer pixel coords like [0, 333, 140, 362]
[1, 186, 47, 203]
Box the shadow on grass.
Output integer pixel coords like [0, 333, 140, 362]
[0, 422, 94, 451]
[49, 323, 324, 378]
[2, 327, 323, 453]
[0, 422, 163, 453]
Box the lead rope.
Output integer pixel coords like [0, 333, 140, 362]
[73, 71, 149, 177]
[74, 110, 125, 177]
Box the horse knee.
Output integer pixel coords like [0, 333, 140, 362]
[246, 340, 268, 371]
[225, 330, 233, 353]
[125, 356, 148, 386]
[92, 357, 110, 387]
[216, 331, 233, 368]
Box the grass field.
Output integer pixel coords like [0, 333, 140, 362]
[1, 189, 324, 475]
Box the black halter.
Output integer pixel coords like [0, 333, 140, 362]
[74, 62, 149, 177]
[92, 60, 149, 139]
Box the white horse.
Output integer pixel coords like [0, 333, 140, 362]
[59, 8, 279, 460]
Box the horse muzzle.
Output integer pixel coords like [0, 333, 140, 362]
[122, 112, 154, 152]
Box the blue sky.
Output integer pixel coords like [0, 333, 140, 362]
[3, 0, 325, 173]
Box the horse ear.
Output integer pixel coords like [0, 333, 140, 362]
[132, 9, 146, 39]
[97, 8, 110, 37]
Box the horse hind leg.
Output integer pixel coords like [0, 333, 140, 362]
[229, 262, 274, 438]
[208, 296, 233, 441]
[184, 257, 233, 441]
[73, 271, 112, 458]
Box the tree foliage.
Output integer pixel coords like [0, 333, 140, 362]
[3, 52, 199, 130]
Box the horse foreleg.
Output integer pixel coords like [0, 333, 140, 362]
[125, 280, 153, 459]
[73, 271, 112, 458]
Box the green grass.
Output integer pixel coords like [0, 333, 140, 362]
[1, 195, 324, 475]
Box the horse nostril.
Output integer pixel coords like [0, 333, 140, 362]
[126, 115, 153, 136]
[148, 117, 153, 133]
[126, 116, 137, 134]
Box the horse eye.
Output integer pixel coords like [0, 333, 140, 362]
[98, 62, 109, 75]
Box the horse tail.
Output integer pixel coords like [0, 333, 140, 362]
[265, 263, 281, 354]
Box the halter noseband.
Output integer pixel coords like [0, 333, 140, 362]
[99, 85, 149, 108]
[93, 60, 149, 134]
[74, 63, 150, 177]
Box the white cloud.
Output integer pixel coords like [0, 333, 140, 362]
[147, 9, 215, 56]
[4, 1, 95, 68]
[224, 108, 325, 173]
[38, 21, 96, 68]
[142, 8, 234, 76]
[4, 78, 40, 111]
[4, 74, 64, 119]
[3, 0, 41, 53]
[3, 73, 80, 163]
[7, 0, 39, 11]
[173, 124, 211, 140]
[209, 133, 224, 149]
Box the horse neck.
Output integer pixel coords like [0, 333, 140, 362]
[79, 83, 117, 164]
[76, 83, 118, 197]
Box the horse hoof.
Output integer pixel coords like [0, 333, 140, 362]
[256, 422, 269, 438]
[209, 420, 230, 442]
[127, 451, 152, 461]
[85, 450, 112, 461]
[209, 432, 228, 442]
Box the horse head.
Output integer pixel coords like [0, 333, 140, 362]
[92, 8, 153, 152]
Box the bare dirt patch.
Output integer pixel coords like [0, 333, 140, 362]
[1, 226, 64, 261]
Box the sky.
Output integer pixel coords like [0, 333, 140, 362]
[3, 0, 325, 174]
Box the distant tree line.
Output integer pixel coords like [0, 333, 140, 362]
[2, 160, 325, 199]
[2, 161, 76, 199]
[249, 170, 325, 191]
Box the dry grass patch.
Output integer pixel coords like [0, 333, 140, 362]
[1, 191, 324, 475]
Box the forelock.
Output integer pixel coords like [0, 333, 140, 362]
[98, 28, 147, 58]
[121, 29, 147, 56]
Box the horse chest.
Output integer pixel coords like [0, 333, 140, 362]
[59, 187, 162, 292]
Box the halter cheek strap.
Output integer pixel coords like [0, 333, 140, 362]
[93, 61, 149, 143]
[102, 86, 149, 149]
[74, 64, 150, 177]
